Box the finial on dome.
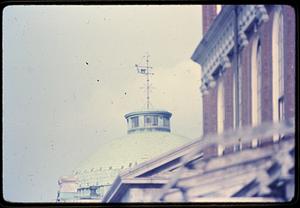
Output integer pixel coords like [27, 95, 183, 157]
[135, 53, 154, 110]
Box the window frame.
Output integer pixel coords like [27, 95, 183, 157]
[131, 116, 139, 128]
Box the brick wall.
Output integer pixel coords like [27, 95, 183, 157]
[283, 5, 295, 120]
[201, 5, 295, 136]
[202, 5, 218, 135]
[259, 10, 274, 123]
[240, 38, 252, 126]
[202, 5, 217, 34]
[203, 85, 217, 135]
[223, 65, 234, 130]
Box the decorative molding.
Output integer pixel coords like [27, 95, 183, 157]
[192, 5, 269, 93]
[255, 5, 269, 25]
[220, 55, 231, 70]
[208, 75, 216, 88]
[238, 31, 249, 49]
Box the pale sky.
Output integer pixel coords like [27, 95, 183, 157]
[3, 5, 202, 202]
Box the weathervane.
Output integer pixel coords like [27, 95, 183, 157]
[135, 54, 154, 109]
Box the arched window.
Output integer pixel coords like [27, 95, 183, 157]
[272, 7, 284, 123]
[257, 41, 262, 123]
[272, 7, 284, 142]
[251, 37, 262, 147]
[163, 116, 170, 127]
[217, 80, 225, 134]
[144, 115, 152, 127]
[153, 115, 158, 126]
[217, 80, 224, 155]
[131, 116, 139, 128]
[251, 37, 262, 126]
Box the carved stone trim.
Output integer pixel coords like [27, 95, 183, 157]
[255, 5, 269, 25]
[238, 31, 249, 50]
[220, 55, 231, 70]
[193, 5, 270, 92]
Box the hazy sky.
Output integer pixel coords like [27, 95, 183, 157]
[3, 5, 202, 202]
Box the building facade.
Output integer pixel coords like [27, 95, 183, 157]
[192, 5, 295, 156]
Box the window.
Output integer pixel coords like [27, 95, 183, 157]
[272, 7, 284, 123]
[233, 58, 243, 129]
[251, 37, 262, 147]
[251, 37, 262, 126]
[217, 80, 225, 134]
[163, 117, 170, 127]
[272, 7, 284, 141]
[238, 63, 243, 126]
[153, 115, 158, 126]
[257, 41, 262, 123]
[279, 96, 284, 120]
[131, 116, 139, 128]
[233, 72, 236, 128]
[96, 187, 101, 195]
[144, 115, 152, 127]
[85, 188, 90, 195]
[217, 80, 225, 156]
[90, 187, 98, 197]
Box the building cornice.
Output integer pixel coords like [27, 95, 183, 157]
[124, 110, 172, 119]
[191, 5, 269, 94]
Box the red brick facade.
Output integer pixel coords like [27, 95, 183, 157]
[202, 5, 217, 34]
[201, 5, 218, 135]
[283, 6, 296, 120]
[201, 5, 295, 136]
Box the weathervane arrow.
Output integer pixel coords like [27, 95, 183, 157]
[134, 54, 154, 109]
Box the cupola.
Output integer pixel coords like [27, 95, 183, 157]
[124, 110, 172, 134]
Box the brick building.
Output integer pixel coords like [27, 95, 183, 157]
[192, 5, 295, 155]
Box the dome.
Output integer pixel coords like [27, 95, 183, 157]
[73, 131, 188, 185]
[70, 109, 192, 200]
